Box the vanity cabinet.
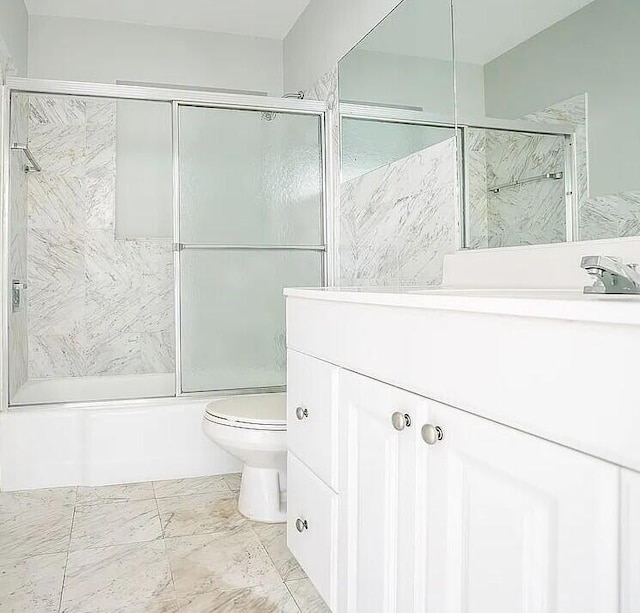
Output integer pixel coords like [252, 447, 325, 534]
[338, 370, 422, 613]
[419, 396, 619, 613]
[337, 369, 619, 613]
[285, 291, 639, 613]
[621, 469, 640, 613]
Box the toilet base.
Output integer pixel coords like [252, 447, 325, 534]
[238, 465, 287, 523]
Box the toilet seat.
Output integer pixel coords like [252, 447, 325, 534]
[204, 394, 287, 432]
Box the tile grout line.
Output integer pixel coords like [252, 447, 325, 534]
[153, 483, 180, 610]
[284, 579, 304, 613]
[57, 485, 78, 613]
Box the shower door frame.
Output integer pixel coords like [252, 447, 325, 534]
[339, 103, 578, 251]
[1, 77, 333, 410]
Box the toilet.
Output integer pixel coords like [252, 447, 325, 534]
[202, 392, 287, 523]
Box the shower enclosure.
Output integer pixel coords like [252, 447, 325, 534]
[2, 79, 328, 408]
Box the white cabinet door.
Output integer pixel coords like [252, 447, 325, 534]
[418, 401, 619, 613]
[339, 370, 424, 613]
[621, 468, 640, 613]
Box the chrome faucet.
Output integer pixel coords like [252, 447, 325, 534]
[581, 256, 640, 295]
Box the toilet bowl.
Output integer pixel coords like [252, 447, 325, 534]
[202, 392, 287, 523]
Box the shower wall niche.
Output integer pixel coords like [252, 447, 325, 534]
[10, 93, 175, 405]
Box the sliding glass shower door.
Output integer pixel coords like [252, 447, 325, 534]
[177, 105, 325, 394]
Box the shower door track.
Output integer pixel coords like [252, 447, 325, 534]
[1, 78, 332, 410]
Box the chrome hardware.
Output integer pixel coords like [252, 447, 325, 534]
[421, 424, 444, 445]
[295, 518, 308, 532]
[295, 406, 308, 420]
[11, 279, 27, 313]
[391, 412, 412, 431]
[581, 256, 640, 295]
[488, 171, 563, 194]
[11, 143, 41, 173]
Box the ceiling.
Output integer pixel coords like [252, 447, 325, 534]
[23, 0, 311, 40]
[359, 0, 598, 65]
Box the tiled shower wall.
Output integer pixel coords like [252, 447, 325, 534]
[340, 138, 457, 286]
[25, 96, 174, 379]
[9, 95, 29, 396]
[466, 128, 567, 249]
[469, 94, 640, 247]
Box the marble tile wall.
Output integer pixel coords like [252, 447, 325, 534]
[340, 137, 458, 286]
[9, 94, 29, 397]
[484, 128, 566, 248]
[26, 95, 174, 379]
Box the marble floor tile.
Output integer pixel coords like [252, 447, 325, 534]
[76, 482, 155, 506]
[165, 530, 282, 597]
[65, 595, 180, 613]
[0, 486, 76, 514]
[70, 499, 162, 551]
[60, 541, 175, 613]
[152, 475, 230, 499]
[285, 579, 330, 613]
[0, 504, 74, 559]
[157, 491, 246, 539]
[251, 522, 306, 581]
[179, 582, 300, 613]
[0, 552, 66, 613]
[222, 473, 242, 493]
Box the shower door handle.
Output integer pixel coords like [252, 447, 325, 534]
[12, 279, 27, 313]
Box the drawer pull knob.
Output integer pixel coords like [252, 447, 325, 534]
[295, 518, 308, 532]
[295, 406, 309, 420]
[391, 412, 411, 431]
[421, 424, 444, 445]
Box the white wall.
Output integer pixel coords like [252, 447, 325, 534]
[283, 0, 403, 91]
[0, 0, 28, 76]
[483, 0, 640, 197]
[29, 15, 284, 94]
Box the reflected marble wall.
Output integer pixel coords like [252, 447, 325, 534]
[340, 137, 457, 286]
[466, 127, 567, 248]
[306, 67, 457, 286]
[515, 94, 639, 243]
[26, 96, 174, 379]
[9, 94, 29, 397]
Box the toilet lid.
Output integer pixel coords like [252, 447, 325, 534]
[205, 393, 287, 430]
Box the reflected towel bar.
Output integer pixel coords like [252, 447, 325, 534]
[488, 171, 563, 194]
[11, 143, 41, 173]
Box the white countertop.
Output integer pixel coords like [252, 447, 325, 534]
[284, 286, 640, 326]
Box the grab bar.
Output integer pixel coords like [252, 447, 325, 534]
[11, 143, 41, 173]
[488, 171, 563, 194]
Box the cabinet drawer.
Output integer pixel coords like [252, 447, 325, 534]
[287, 452, 338, 612]
[287, 350, 338, 490]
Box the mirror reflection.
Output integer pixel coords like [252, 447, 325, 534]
[338, 0, 457, 286]
[456, 0, 640, 246]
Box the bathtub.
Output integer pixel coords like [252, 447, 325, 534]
[0, 395, 243, 491]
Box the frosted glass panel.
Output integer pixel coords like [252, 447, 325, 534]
[180, 250, 322, 392]
[179, 106, 323, 245]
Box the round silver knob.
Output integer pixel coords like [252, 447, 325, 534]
[295, 406, 308, 420]
[421, 424, 444, 445]
[295, 518, 308, 532]
[391, 412, 411, 431]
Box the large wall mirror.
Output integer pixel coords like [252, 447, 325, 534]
[337, 0, 457, 286]
[339, 0, 640, 260]
[455, 0, 640, 248]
